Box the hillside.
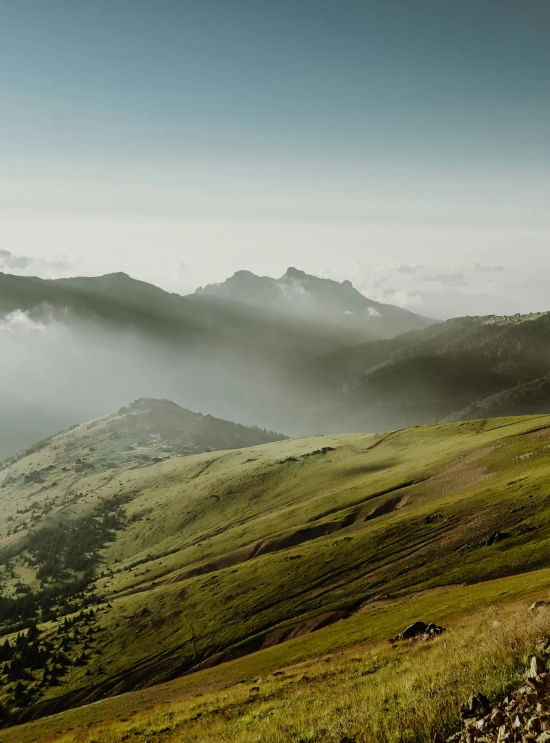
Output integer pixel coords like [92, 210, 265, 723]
[3, 414, 550, 740]
[0, 397, 286, 474]
[196, 266, 433, 337]
[446, 373, 550, 422]
[307, 312, 550, 431]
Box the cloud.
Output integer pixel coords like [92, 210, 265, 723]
[376, 289, 424, 308]
[423, 264, 506, 285]
[391, 264, 422, 274]
[0, 310, 49, 333]
[0, 250, 33, 270]
[366, 307, 381, 317]
[278, 280, 311, 301]
[424, 272, 468, 285]
[0, 250, 74, 277]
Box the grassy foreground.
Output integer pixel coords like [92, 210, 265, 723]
[8, 590, 550, 743]
[3, 414, 550, 739]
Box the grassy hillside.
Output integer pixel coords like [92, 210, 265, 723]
[3, 414, 550, 739]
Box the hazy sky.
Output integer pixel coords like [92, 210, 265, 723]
[1, 0, 549, 308]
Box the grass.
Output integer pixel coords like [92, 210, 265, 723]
[9, 593, 550, 743]
[3, 414, 550, 738]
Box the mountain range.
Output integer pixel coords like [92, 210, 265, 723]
[0, 268, 431, 460]
[196, 266, 433, 336]
[1, 268, 550, 464]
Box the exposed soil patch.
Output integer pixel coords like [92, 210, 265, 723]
[364, 496, 407, 521]
[165, 491, 409, 587]
[191, 610, 347, 672]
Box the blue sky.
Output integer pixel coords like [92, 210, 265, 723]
[1, 0, 549, 310]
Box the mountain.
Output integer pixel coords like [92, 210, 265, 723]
[0, 397, 286, 472]
[2, 414, 550, 741]
[307, 312, 550, 431]
[0, 271, 365, 360]
[196, 266, 434, 337]
[0, 271, 374, 458]
[0, 269, 438, 459]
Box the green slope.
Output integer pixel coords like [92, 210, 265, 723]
[2, 414, 550, 732]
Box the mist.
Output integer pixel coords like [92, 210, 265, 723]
[0, 307, 310, 461]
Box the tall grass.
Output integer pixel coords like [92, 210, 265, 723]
[42, 601, 550, 743]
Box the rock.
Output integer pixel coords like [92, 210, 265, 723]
[389, 620, 446, 643]
[528, 718, 542, 732]
[462, 693, 491, 719]
[487, 530, 508, 546]
[530, 602, 550, 612]
[448, 658, 550, 741]
[531, 657, 546, 679]
[512, 714, 523, 728]
[402, 621, 430, 639]
[491, 710, 505, 726]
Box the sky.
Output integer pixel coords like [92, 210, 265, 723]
[1, 0, 549, 315]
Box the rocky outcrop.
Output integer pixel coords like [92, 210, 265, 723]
[389, 621, 445, 643]
[444, 656, 550, 742]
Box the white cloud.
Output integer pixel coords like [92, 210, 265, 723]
[0, 309, 49, 333]
[278, 280, 311, 301]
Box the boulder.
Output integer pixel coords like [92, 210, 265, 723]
[389, 621, 446, 643]
[486, 530, 509, 546]
[461, 692, 491, 719]
[530, 656, 546, 679]
[529, 601, 550, 612]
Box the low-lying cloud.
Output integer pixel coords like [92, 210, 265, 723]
[0, 309, 302, 461]
[348, 262, 549, 319]
[0, 309, 56, 333]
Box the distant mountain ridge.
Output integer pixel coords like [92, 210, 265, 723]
[0, 269, 437, 458]
[5, 269, 550, 447]
[196, 267, 434, 338]
[309, 312, 550, 431]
